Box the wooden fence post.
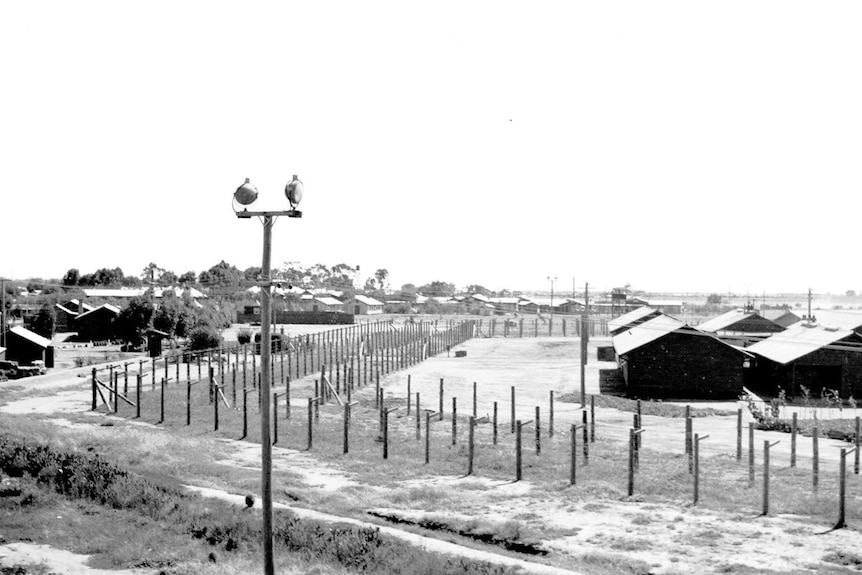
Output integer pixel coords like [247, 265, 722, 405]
[736, 408, 743, 460]
[791, 412, 797, 467]
[452, 397, 457, 445]
[425, 410, 435, 464]
[416, 392, 421, 440]
[549, 391, 554, 438]
[407, 375, 411, 415]
[516, 420, 523, 481]
[493, 401, 498, 445]
[467, 416, 475, 476]
[748, 422, 755, 485]
[473, 382, 477, 419]
[813, 424, 820, 491]
[535, 406, 541, 455]
[91, 368, 97, 410]
[187, 380, 192, 426]
[135, 374, 141, 419]
[855, 417, 860, 475]
[694, 434, 709, 505]
[583, 410, 589, 464]
[159, 378, 165, 424]
[763, 440, 780, 516]
[439, 378, 444, 421]
[685, 405, 693, 473]
[570, 424, 583, 485]
[307, 398, 314, 450]
[590, 395, 595, 442]
[511, 386, 516, 433]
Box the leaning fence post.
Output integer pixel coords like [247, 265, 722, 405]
[516, 420, 523, 481]
[694, 433, 709, 505]
[535, 406, 541, 455]
[213, 383, 220, 432]
[241, 388, 249, 440]
[343, 402, 350, 454]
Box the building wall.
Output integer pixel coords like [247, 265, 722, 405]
[75, 311, 117, 342]
[5, 332, 46, 365]
[623, 331, 747, 399]
[752, 336, 862, 399]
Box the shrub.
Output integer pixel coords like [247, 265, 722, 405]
[187, 326, 223, 351]
[236, 329, 252, 345]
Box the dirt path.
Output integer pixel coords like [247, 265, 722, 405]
[0, 542, 150, 575]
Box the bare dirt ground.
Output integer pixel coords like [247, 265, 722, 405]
[3, 335, 862, 574]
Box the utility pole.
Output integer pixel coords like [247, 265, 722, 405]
[807, 287, 813, 323]
[580, 281, 589, 405]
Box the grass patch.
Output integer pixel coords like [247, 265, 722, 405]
[558, 393, 736, 417]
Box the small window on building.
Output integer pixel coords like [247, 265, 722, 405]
[355, 305, 360, 314]
[313, 305, 318, 312]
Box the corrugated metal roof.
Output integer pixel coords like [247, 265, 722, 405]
[9, 325, 52, 348]
[697, 309, 756, 332]
[355, 295, 383, 306]
[747, 322, 855, 364]
[83, 288, 145, 298]
[470, 294, 492, 303]
[75, 303, 121, 321]
[315, 297, 343, 306]
[608, 306, 659, 333]
[612, 315, 686, 356]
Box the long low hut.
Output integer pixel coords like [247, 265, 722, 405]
[746, 322, 862, 399]
[613, 315, 754, 399]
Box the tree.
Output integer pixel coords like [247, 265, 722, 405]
[466, 284, 490, 296]
[160, 271, 178, 285]
[418, 281, 456, 297]
[243, 266, 262, 282]
[62, 268, 79, 286]
[79, 267, 125, 287]
[31, 303, 56, 338]
[198, 261, 243, 287]
[114, 297, 154, 347]
[374, 269, 390, 292]
[401, 283, 417, 294]
[846, 290, 857, 297]
[153, 293, 196, 339]
[178, 271, 197, 285]
[706, 294, 723, 305]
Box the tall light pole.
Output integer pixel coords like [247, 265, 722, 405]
[547, 276, 558, 319]
[233, 175, 304, 575]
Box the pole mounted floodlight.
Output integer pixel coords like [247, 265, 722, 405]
[234, 177, 303, 219]
[233, 175, 304, 575]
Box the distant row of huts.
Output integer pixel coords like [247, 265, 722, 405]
[607, 306, 862, 400]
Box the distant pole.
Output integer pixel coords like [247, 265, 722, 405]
[580, 282, 589, 405]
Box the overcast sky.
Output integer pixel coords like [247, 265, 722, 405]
[2, 1, 860, 295]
